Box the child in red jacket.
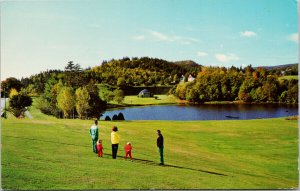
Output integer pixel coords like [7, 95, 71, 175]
[124, 142, 133, 161]
[96, 139, 104, 157]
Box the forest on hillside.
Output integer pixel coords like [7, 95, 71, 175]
[173, 66, 298, 103]
[89, 57, 201, 86]
[1, 57, 298, 119]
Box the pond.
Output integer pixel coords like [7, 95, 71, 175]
[101, 104, 298, 120]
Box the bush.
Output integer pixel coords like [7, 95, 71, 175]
[112, 114, 118, 120]
[117, 112, 125, 120]
[105, 116, 111, 121]
[8, 94, 33, 117]
[285, 115, 298, 120]
[36, 96, 58, 116]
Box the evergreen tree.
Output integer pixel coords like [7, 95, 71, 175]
[105, 116, 111, 121]
[112, 114, 118, 120]
[117, 112, 125, 120]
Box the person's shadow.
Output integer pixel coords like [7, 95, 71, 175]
[121, 157, 228, 176]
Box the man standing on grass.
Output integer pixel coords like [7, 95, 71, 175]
[90, 120, 99, 153]
[157, 130, 164, 165]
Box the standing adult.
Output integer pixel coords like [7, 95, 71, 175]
[111, 126, 120, 159]
[157, 130, 164, 165]
[89, 120, 99, 153]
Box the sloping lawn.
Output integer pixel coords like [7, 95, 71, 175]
[1, 115, 298, 189]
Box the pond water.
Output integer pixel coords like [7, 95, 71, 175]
[101, 104, 298, 120]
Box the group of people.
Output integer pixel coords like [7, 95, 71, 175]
[89, 120, 164, 165]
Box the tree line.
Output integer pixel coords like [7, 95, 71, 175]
[1, 57, 202, 119]
[90, 57, 201, 86]
[1, 57, 298, 119]
[173, 66, 298, 104]
[2, 62, 107, 119]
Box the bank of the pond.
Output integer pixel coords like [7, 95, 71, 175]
[107, 96, 298, 109]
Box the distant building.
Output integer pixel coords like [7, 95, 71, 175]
[180, 74, 195, 82]
[188, 75, 195, 82]
[180, 75, 185, 82]
[138, 89, 152, 97]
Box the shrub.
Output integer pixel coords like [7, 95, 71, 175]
[117, 112, 125, 120]
[57, 87, 75, 118]
[112, 114, 118, 120]
[8, 94, 32, 117]
[285, 115, 298, 120]
[105, 116, 111, 121]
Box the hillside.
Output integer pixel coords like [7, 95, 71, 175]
[2, 104, 298, 189]
[255, 63, 298, 75]
[174, 60, 201, 67]
[256, 63, 298, 70]
[88, 57, 202, 86]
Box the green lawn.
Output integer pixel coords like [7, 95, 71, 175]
[109, 94, 179, 106]
[1, 107, 298, 189]
[279, 75, 298, 80]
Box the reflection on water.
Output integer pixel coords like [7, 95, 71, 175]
[101, 104, 298, 120]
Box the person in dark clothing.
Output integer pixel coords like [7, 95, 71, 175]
[111, 126, 120, 159]
[156, 130, 164, 165]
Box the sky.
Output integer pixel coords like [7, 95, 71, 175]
[1, 0, 299, 80]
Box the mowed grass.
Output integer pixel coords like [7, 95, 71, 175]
[122, 95, 178, 105]
[279, 75, 298, 80]
[1, 110, 298, 189]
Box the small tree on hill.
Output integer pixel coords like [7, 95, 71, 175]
[75, 87, 90, 119]
[8, 94, 32, 118]
[86, 80, 107, 118]
[57, 87, 75, 118]
[1, 77, 23, 96]
[113, 89, 125, 104]
[117, 77, 126, 87]
[9, 88, 19, 98]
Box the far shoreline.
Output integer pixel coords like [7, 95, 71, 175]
[107, 99, 298, 110]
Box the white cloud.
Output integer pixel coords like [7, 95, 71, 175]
[150, 31, 170, 41]
[215, 53, 239, 63]
[288, 33, 298, 43]
[148, 30, 199, 44]
[197, 51, 208, 57]
[240, 31, 257, 37]
[133, 35, 145, 40]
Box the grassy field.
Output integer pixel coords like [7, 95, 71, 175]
[278, 75, 298, 80]
[1, 106, 298, 189]
[108, 94, 180, 106]
[123, 95, 179, 105]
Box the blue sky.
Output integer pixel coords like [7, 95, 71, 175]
[1, 0, 298, 80]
